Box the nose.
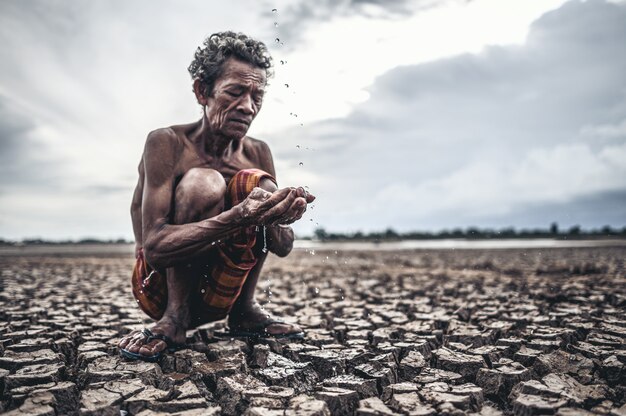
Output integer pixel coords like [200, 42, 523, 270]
[236, 94, 255, 115]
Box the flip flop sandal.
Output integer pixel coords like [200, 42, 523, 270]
[119, 328, 185, 362]
[215, 318, 305, 340]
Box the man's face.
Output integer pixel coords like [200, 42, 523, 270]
[204, 57, 266, 139]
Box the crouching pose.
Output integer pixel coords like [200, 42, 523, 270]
[118, 31, 315, 361]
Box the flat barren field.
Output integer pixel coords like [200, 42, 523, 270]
[0, 245, 625, 415]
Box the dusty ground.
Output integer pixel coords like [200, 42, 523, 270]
[0, 246, 625, 415]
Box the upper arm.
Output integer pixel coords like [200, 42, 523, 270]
[141, 128, 180, 243]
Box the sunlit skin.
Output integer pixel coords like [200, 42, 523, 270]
[118, 57, 315, 357]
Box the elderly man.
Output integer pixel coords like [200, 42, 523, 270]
[118, 31, 314, 361]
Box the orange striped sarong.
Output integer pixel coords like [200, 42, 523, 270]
[131, 168, 275, 324]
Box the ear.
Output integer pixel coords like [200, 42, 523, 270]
[193, 79, 208, 105]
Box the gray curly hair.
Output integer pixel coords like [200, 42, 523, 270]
[188, 31, 273, 99]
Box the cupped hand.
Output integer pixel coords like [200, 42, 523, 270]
[238, 186, 315, 226]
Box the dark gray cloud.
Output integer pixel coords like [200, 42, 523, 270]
[270, 0, 469, 50]
[501, 190, 626, 231]
[275, 0, 626, 232]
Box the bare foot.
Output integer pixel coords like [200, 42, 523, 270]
[118, 316, 186, 357]
[228, 302, 303, 336]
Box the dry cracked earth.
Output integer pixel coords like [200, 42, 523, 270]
[0, 245, 625, 415]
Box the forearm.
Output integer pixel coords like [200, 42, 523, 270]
[144, 206, 244, 269]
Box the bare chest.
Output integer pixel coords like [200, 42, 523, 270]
[177, 145, 261, 184]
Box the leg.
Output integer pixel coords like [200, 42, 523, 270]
[228, 178, 303, 336]
[119, 168, 227, 356]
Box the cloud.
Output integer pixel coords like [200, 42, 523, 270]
[278, 0, 626, 233]
[273, 0, 469, 46]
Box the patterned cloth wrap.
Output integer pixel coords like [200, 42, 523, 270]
[131, 168, 276, 323]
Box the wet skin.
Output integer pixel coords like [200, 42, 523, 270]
[118, 57, 315, 357]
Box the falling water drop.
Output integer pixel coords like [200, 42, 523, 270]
[284, 83, 289, 88]
[274, 22, 279, 27]
[275, 38, 280, 43]
[272, 8, 277, 12]
[296, 144, 300, 149]
[299, 162, 304, 166]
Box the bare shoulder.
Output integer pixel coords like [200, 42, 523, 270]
[244, 136, 275, 176]
[244, 135, 271, 155]
[143, 127, 183, 157]
[142, 127, 184, 186]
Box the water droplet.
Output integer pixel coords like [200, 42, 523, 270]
[296, 144, 300, 148]
[315, 287, 319, 294]
[300, 123, 303, 126]
[201, 289, 206, 294]
[280, 60, 286, 65]
[299, 162, 303, 166]
[310, 204, 314, 209]
[272, 8, 277, 12]
[275, 38, 280, 43]
[284, 83, 289, 88]
[274, 22, 279, 27]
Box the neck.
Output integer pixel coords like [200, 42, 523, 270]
[196, 115, 240, 158]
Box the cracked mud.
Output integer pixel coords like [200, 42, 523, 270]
[0, 246, 625, 415]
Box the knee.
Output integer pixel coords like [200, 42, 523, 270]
[175, 168, 227, 214]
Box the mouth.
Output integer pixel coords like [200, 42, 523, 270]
[229, 118, 250, 126]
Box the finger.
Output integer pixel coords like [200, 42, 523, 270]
[248, 187, 272, 200]
[294, 187, 316, 203]
[258, 190, 298, 224]
[273, 197, 307, 225]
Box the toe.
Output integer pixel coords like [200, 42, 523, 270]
[127, 338, 145, 353]
[119, 330, 141, 349]
[139, 340, 166, 357]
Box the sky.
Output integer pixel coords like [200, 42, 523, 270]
[0, 0, 625, 240]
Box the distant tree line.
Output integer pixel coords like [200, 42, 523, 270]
[0, 238, 131, 246]
[2, 223, 625, 245]
[311, 223, 626, 242]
